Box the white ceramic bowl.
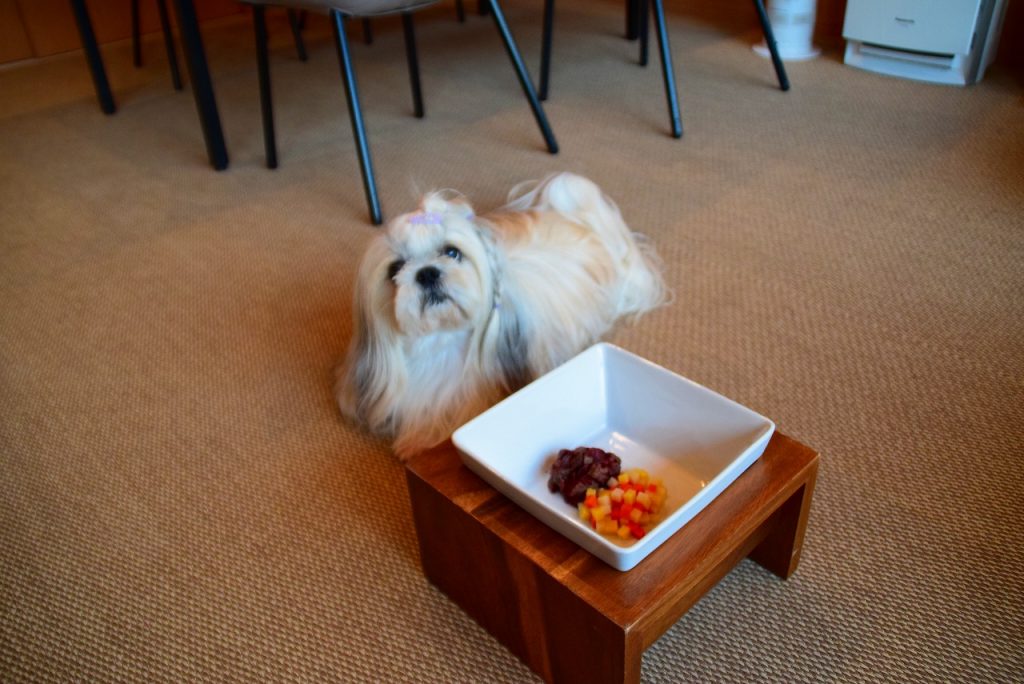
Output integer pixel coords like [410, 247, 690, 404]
[452, 343, 775, 571]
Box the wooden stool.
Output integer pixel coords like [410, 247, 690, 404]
[405, 431, 818, 684]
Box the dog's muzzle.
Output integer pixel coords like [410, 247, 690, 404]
[416, 266, 448, 307]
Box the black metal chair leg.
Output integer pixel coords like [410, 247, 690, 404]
[131, 0, 142, 66]
[332, 10, 383, 225]
[362, 18, 373, 45]
[638, 0, 649, 66]
[156, 0, 183, 90]
[752, 0, 790, 91]
[171, 0, 229, 170]
[478, 0, 488, 16]
[253, 5, 278, 169]
[70, 0, 116, 114]
[455, 0, 465, 23]
[288, 9, 309, 62]
[539, 0, 553, 101]
[486, 0, 558, 154]
[650, 0, 681, 138]
[401, 13, 425, 119]
[626, 0, 639, 40]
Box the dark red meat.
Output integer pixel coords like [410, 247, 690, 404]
[547, 447, 621, 506]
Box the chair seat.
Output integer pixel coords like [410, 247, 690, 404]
[243, 0, 439, 17]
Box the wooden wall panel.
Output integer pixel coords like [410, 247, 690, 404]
[0, 0, 34, 63]
[996, 0, 1021, 72]
[814, 0, 847, 49]
[11, 0, 245, 60]
[17, 0, 86, 57]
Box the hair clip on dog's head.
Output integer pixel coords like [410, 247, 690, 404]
[408, 211, 444, 225]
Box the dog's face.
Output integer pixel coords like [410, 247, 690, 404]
[363, 194, 495, 338]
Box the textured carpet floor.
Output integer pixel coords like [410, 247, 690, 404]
[2, 1, 1022, 681]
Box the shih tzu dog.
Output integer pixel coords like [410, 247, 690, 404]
[335, 172, 666, 459]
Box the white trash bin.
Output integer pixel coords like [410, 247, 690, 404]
[753, 0, 820, 61]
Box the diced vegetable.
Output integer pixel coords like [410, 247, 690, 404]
[576, 467, 668, 541]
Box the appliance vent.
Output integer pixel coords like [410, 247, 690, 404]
[858, 42, 956, 70]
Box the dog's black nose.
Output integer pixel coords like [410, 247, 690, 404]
[415, 266, 441, 288]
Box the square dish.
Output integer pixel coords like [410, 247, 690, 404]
[451, 342, 775, 571]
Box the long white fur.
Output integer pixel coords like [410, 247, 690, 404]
[335, 172, 667, 459]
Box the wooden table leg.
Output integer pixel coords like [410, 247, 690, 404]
[748, 458, 817, 578]
[409, 469, 643, 683]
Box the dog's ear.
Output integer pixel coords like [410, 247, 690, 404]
[494, 302, 532, 393]
[335, 239, 406, 436]
[337, 299, 397, 430]
[421, 191, 475, 222]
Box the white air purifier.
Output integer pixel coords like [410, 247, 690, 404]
[842, 0, 1008, 85]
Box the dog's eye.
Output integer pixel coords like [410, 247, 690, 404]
[442, 245, 462, 261]
[387, 259, 405, 281]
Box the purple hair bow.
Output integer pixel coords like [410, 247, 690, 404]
[409, 211, 444, 225]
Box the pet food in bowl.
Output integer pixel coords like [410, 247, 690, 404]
[453, 343, 775, 570]
[547, 446, 621, 505]
[575, 468, 668, 541]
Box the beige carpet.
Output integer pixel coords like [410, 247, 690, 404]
[2, 1, 1022, 681]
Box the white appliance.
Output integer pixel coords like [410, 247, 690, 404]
[753, 0, 821, 61]
[842, 0, 1008, 85]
